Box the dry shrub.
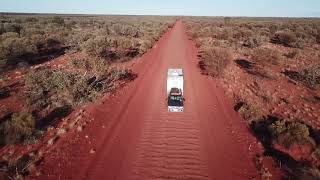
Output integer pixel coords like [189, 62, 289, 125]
[200, 37, 220, 47]
[267, 119, 320, 180]
[0, 37, 38, 67]
[82, 36, 140, 61]
[234, 101, 263, 123]
[284, 49, 299, 59]
[0, 154, 36, 179]
[0, 15, 174, 71]
[81, 36, 116, 59]
[291, 167, 320, 180]
[284, 65, 320, 89]
[24, 69, 106, 109]
[0, 32, 19, 39]
[1, 23, 22, 34]
[301, 65, 320, 88]
[251, 48, 283, 65]
[243, 35, 267, 48]
[71, 58, 91, 70]
[215, 29, 232, 41]
[0, 112, 36, 145]
[268, 120, 315, 149]
[109, 69, 137, 82]
[317, 34, 320, 44]
[272, 31, 303, 48]
[0, 34, 63, 71]
[200, 47, 232, 77]
[24, 66, 135, 111]
[51, 16, 65, 25]
[139, 39, 153, 54]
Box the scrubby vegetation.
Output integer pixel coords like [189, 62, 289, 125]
[234, 101, 263, 123]
[271, 31, 303, 48]
[24, 69, 101, 109]
[250, 116, 320, 179]
[24, 66, 137, 110]
[0, 112, 35, 146]
[0, 15, 173, 148]
[0, 15, 174, 71]
[199, 47, 232, 76]
[185, 17, 320, 76]
[0, 61, 137, 147]
[284, 65, 320, 89]
[0, 15, 174, 179]
[185, 16, 320, 179]
[251, 47, 284, 66]
[268, 120, 315, 149]
[0, 19, 65, 70]
[1, 66, 135, 147]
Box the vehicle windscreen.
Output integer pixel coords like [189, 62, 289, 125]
[168, 96, 183, 107]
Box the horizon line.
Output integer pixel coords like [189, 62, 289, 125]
[1, 11, 320, 19]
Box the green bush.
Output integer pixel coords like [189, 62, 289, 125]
[0, 112, 36, 145]
[268, 121, 315, 149]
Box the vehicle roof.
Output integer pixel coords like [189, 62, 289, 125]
[168, 69, 183, 76]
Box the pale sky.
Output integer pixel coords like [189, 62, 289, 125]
[0, 0, 320, 17]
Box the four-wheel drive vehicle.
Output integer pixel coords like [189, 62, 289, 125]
[167, 69, 184, 112]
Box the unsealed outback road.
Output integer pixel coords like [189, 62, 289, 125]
[34, 21, 260, 180]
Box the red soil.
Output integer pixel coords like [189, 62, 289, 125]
[221, 45, 320, 129]
[28, 21, 276, 179]
[0, 70, 25, 119]
[273, 143, 314, 162]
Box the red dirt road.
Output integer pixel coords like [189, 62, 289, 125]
[33, 21, 261, 180]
